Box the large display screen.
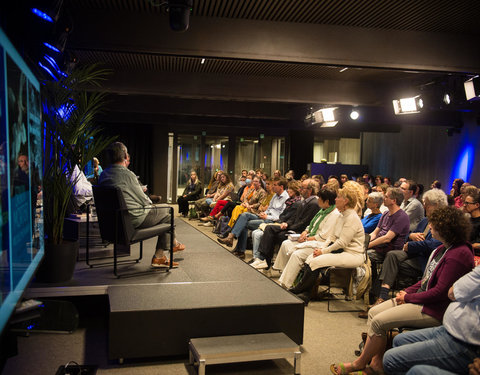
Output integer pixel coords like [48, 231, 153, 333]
[0, 28, 44, 335]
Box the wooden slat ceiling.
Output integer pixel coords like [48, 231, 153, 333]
[74, 50, 436, 82]
[67, 0, 480, 35]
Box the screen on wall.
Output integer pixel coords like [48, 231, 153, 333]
[0, 28, 44, 336]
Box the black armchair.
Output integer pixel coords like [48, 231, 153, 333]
[92, 185, 174, 277]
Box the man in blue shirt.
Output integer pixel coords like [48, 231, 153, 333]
[218, 177, 289, 258]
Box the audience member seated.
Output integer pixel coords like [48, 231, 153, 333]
[383, 177, 392, 186]
[365, 185, 388, 214]
[450, 178, 464, 208]
[383, 265, 480, 375]
[224, 176, 266, 226]
[331, 206, 474, 375]
[463, 188, 480, 255]
[400, 179, 425, 232]
[217, 173, 254, 220]
[375, 175, 383, 187]
[340, 174, 348, 186]
[198, 173, 234, 225]
[99, 142, 185, 268]
[362, 192, 384, 234]
[289, 185, 365, 304]
[69, 164, 93, 212]
[177, 171, 203, 217]
[344, 180, 366, 217]
[235, 169, 248, 190]
[248, 180, 301, 259]
[217, 177, 289, 258]
[430, 179, 441, 190]
[194, 170, 224, 217]
[274, 187, 341, 288]
[86, 156, 103, 184]
[255, 168, 266, 189]
[194, 170, 222, 216]
[359, 189, 447, 319]
[250, 179, 318, 269]
[367, 187, 410, 282]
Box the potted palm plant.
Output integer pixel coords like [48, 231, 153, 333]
[36, 64, 116, 283]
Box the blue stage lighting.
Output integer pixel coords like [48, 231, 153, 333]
[450, 145, 474, 186]
[38, 61, 58, 81]
[56, 103, 76, 121]
[31, 8, 54, 22]
[44, 42, 61, 53]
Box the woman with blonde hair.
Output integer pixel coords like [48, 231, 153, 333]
[343, 180, 366, 217]
[289, 185, 365, 304]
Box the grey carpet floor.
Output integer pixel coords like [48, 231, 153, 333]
[3, 212, 369, 375]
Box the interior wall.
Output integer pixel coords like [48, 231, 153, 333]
[152, 127, 170, 202]
[289, 130, 314, 177]
[361, 113, 480, 191]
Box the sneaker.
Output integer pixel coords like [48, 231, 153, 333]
[201, 222, 214, 227]
[253, 259, 268, 269]
[173, 242, 186, 252]
[247, 258, 258, 265]
[151, 255, 179, 268]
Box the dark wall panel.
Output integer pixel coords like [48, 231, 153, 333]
[289, 130, 314, 178]
[361, 113, 480, 190]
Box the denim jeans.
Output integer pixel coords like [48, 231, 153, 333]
[383, 326, 477, 375]
[406, 365, 458, 375]
[252, 229, 264, 259]
[232, 213, 271, 253]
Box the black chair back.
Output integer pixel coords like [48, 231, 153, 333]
[93, 185, 135, 245]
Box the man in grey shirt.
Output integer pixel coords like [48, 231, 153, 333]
[400, 179, 425, 232]
[99, 142, 185, 268]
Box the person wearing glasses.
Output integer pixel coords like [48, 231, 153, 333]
[463, 188, 480, 253]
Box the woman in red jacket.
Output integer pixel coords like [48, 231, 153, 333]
[331, 206, 474, 375]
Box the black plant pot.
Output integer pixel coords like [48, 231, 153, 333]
[36, 240, 79, 283]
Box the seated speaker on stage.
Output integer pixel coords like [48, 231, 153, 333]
[99, 141, 185, 268]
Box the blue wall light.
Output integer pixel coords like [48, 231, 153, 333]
[44, 42, 61, 53]
[31, 8, 53, 22]
[450, 144, 474, 187]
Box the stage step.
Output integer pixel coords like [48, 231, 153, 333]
[108, 282, 304, 361]
[189, 332, 301, 374]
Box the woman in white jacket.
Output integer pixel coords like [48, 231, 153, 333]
[275, 187, 341, 288]
[289, 185, 366, 303]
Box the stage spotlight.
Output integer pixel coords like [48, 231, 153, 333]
[311, 107, 338, 127]
[464, 76, 480, 101]
[392, 96, 423, 115]
[350, 110, 359, 120]
[168, 0, 193, 32]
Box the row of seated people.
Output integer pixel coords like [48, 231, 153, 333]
[330, 205, 477, 375]
[196, 172, 479, 375]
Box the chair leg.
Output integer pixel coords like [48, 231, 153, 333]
[138, 241, 143, 262]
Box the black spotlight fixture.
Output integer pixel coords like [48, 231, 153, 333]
[168, 0, 193, 32]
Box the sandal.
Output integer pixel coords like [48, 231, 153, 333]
[330, 362, 364, 375]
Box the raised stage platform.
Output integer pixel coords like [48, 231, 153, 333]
[25, 219, 304, 362]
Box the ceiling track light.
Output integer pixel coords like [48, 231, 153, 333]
[392, 96, 423, 115]
[350, 109, 360, 120]
[305, 107, 338, 127]
[464, 76, 480, 101]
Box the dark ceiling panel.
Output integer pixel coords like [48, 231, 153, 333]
[73, 50, 450, 84]
[66, 0, 480, 35]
